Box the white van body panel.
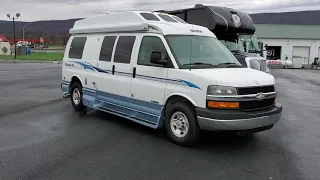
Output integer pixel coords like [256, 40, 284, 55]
[187, 68, 275, 87]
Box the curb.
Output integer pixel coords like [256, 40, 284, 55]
[0, 59, 62, 64]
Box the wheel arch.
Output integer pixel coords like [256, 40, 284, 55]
[70, 75, 82, 85]
[69, 75, 82, 93]
[158, 93, 197, 128]
[164, 93, 197, 108]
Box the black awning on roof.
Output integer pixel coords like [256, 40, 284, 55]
[167, 5, 256, 35]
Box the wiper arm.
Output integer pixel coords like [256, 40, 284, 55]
[218, 62, 243, 68]
[183, 62, 217, 66]
[231, 50, 241, 53]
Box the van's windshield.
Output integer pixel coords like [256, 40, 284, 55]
[166, 35, 242, 69]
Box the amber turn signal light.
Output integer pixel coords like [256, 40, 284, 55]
[207, 101, 239, 109]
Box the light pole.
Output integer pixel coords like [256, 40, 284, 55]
[7, 13, 20, 60]
[23, 22, 31, 42]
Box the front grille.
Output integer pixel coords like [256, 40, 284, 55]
[240, 98, 275, 111]
[237, 85, 275, 95]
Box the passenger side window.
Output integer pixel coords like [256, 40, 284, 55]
[138, 36, 169, 67]
[99, 36, 117, 61]
[69, 37, 87, 59]
[114, 36, 136, 64]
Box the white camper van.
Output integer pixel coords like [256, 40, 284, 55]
[61, 11, 282, 146]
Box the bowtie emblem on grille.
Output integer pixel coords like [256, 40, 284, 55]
[256, 93, 265, 101]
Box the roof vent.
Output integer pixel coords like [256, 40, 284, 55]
[195, 4, 203, 7]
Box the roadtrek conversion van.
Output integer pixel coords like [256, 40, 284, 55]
[61, 11, 282, 146]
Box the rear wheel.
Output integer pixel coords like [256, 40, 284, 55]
[70, 82, 87, 112]
[165, 102, 200, 146]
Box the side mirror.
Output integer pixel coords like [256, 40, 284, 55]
[150, 51, 167, 65]
[264, 44, 268, 50]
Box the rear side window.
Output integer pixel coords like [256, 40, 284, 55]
[114, 36, 136, 64]
[158, 14, 178, 22]
[99, 36, 117, 61]
[140, 13, 160, 21]
[69, 37, 87, 59]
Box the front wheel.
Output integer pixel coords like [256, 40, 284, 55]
[70, 82, 87, 112]
[165, 102, 200, 146]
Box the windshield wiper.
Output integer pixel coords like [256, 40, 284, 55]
[249, 50, 261, 53]
[231, 50, 242, 53]
[183, 62, 217, 67]
[218, 62, 243, 68]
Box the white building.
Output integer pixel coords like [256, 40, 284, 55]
[0, 42, 11, 55]
[256, 24, 320, 65]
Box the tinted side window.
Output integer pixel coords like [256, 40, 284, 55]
[158, 14, 177, 22]
[99, 36, 117, 61]
[186, 9, 210, 28]
[69, 37, 87, 59]
[138, 36, 169, 67]
[172, 16, 188, 23]
[114, 36, 136, 64]
[140, 13, 160, 21]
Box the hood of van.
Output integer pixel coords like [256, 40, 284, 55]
[189, 68, 275, 87]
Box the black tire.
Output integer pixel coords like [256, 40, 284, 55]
[70, 82, 87, 112]
[164, 102, 201, 146]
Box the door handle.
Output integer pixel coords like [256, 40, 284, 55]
[112, 65, 115, 75]
[133, 67, 136, 78]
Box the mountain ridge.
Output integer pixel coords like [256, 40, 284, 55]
[0, 10, 319, 44]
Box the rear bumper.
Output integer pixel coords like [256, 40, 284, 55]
[196, 103, 282, 131]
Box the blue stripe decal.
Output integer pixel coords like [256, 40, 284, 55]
[179, 80, 201, 89]
[135, 74, 200, 89]
[70, 61, 109, 73]
[67, 61, 200, 89]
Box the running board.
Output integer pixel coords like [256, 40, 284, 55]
[63, 93, 70, 98]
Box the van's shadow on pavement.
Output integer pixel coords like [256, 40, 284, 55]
[69, 107, 304, 180]
[82, 108, 255, 151]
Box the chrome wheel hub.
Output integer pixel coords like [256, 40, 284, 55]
[72, 88, 81, 105]
[170, 111, 189, 138]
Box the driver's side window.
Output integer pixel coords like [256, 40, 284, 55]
[138, 36, 169, 67]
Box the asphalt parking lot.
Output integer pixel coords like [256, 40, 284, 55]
[0, 63, 320, 180]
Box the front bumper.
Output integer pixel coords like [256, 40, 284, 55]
[196, 103, 282, 131]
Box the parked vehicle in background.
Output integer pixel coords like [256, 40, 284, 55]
[164, 4, 270, 73]
[61, 11, 282, 146]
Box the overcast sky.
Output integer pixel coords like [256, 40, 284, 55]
[1, 0, 320, 21]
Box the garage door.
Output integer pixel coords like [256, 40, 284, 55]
[292, 46, 310, 64]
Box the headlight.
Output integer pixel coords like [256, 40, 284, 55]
[207, 85, 237, 95]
